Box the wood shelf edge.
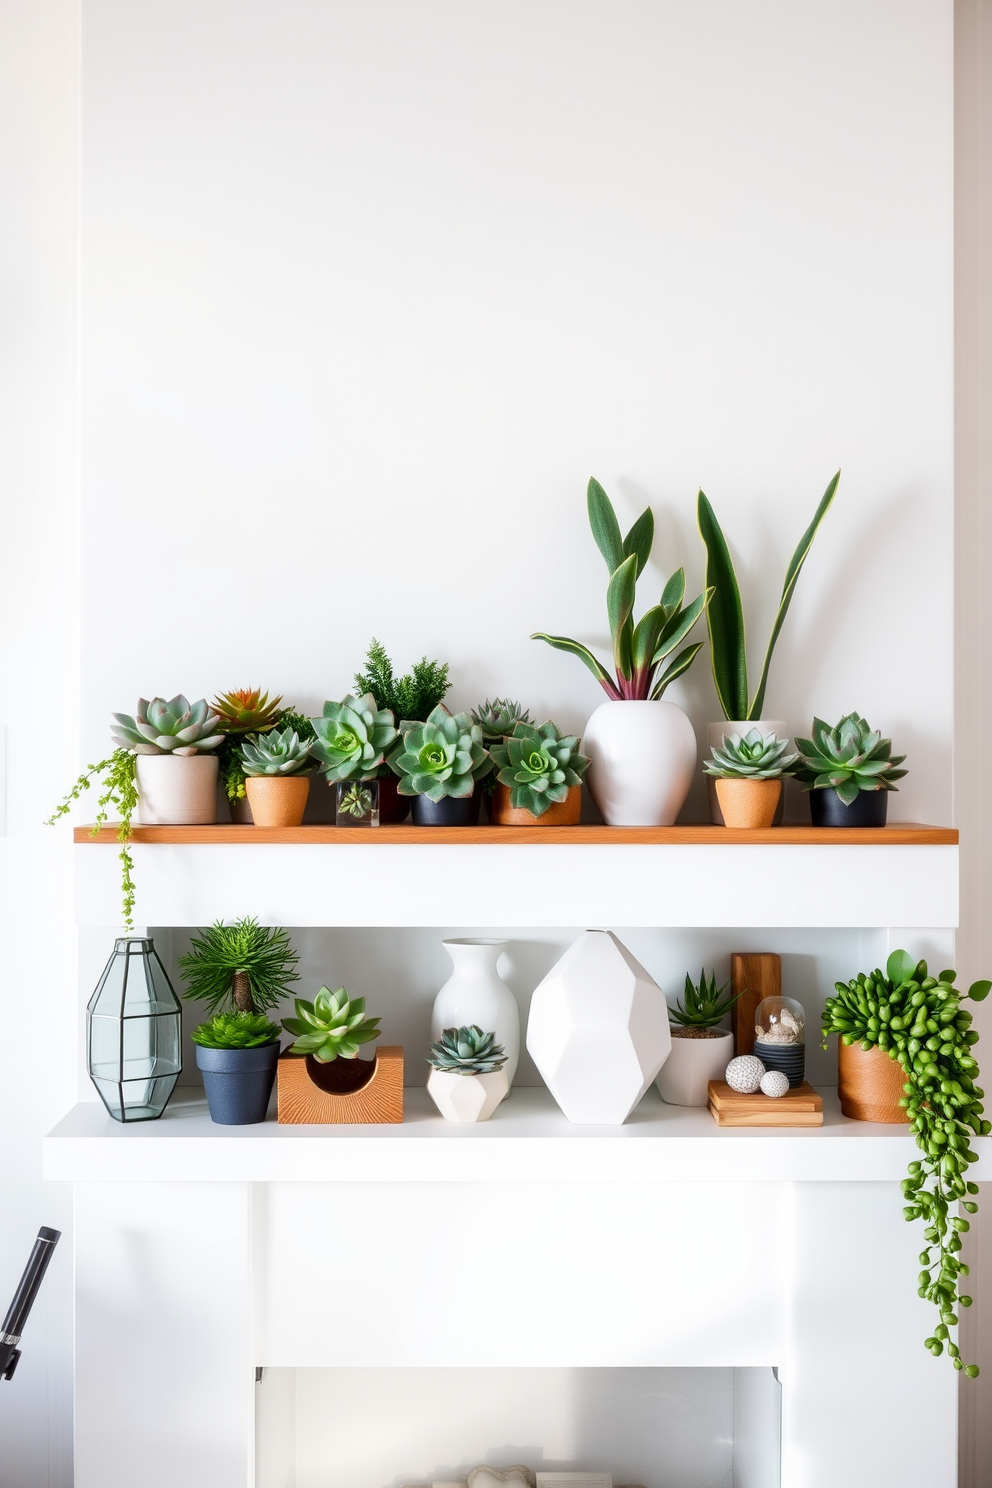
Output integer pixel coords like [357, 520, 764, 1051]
[72, 822, 959, 845]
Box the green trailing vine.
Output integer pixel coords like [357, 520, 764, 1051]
[46, 748, 138, 928]
[822, 950, 991, 1376]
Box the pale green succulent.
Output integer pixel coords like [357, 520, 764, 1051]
[240, 726, 311, 777]
[309, 693, 398, 783]
[470, 698, 532, 744]
[282, 986, 382, 1062]
[391, 705, 491, 801]
[489, 720, 589, 816]
[110, 696, 224, 755]
[795, 713, 907, 805]
[704, 728, 798, 780]
[428, 1025, 507, 1075]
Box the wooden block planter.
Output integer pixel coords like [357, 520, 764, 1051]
[707, 1079, 823, 1127]
[277, 1046, 404, 1124]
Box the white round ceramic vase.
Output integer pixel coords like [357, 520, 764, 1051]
[707, 719, 787, 826]
[135, 754, 219, 825]
[655, 1029, 734, 1107]
[431, 939, 520, 1087]
[426, 1067, 509, 1122]
[583, 700, 696, 826]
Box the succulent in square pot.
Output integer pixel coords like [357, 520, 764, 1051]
[703, 728, 798, 830]
[309, 692, 399, 827]
[795, 713, 907, 827]
[239, 724, 312, 827]
[488, 720, 589, 827]
[655, 968, 742, 1107]
[390, 704, 492, 827]
[192, 1012, 281, 1124]
[426, 1024, 510, 1122]
[110, 695, 226, 825]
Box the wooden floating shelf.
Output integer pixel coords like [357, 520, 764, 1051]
[74, 822, 958, 845]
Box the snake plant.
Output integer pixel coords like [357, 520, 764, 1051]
[795, 713, 907, 804]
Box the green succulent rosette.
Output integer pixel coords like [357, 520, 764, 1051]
[110, 695, 224, 755]
[282, 986, 382, 1062]
[391, 705, 491, 801]
[241, 725, 311, 777]
[309, 693, 398, 783]
[489, 719, 589, 817]
[704, 728, 798, 781]
[795, 713, 907, 805]
[191, 1011, 281, 1048]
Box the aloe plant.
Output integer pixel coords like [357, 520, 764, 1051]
[795, 713, 907, 805]
[697, 471, 840, 721]
[532, 478, 712, 700]
[704, 729, 798, 780]
[490, 720, 589, 817]
[669, 969, 743, 1029]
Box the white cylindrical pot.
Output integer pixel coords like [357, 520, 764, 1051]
[426, 1067, 509, 1122]
[706, 719, 787, 826]
[583, 700, 696, 826]
[656, 1029, 734, 1106]
[136, 754, 219, 825]
[431, 939, 519, 1087]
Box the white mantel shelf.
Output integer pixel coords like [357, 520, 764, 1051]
[43, 1087, 990, 1185]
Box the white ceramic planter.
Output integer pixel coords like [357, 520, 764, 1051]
[526, 929, 671, 1124]
[655, 1029, 734, 1106]
[706, 719, 787, 826]
[426, 1067, 509, 1122]
[135, 754, 219, 825]
[583, 700, 696, 826]
[431, 939, 520, 1086]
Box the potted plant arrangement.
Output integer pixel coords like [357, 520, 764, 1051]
[697, 471, 839, 823]
[48, 745, 139, 927]
[212, 688, 285, 822]
[795, 712, 907, 827]
[532, 478, 711, 825]
[353, 639, 450, 823]
[390, 704, 492, 825]
[703, 728, 798, 829]
[656, 970, 742, 1107]
[426, 1025, 509, 1122]
[488, 720, 589, 826]
[822, 949, 990, 1375]
[240, 724, 312, 827]
[179, 916, 300, 1126]
[110, 695, 225, 824]
[309, 692, 399, 826]
[278, 984, 404, 1123]
[471, 698, 532, 748]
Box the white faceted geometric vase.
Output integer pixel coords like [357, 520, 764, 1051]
[526, 930, 671, 1124]
[427, 1067, 509, 1122]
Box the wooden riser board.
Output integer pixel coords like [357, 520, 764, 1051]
[708, 1079, 824, 1127]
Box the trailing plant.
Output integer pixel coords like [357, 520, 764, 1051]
[470, 699, 532, 745]
[669, 969, 744, 1029]
[282, 986, 382, 1062]
[354, 638, 450, 723]
[490, 720, 589, 817]
[428, 1025, 508, 1075]
[822, 950, 990, 1376]
[110, 696, 224, 754]
[212, 688, 284, 735]
[391, 705, 491, 800]
[191, 1011, 282, 1049]
[241, 726, 311, 777]
[179, 918, 299, 1015]
[704, 728, 798, 781]
[697, 471, 839, 721]
[795, 713, 907, 805]
[46, 747, 138, 928]
[310, 693, 398, 783]
[533, 479, 712, 699]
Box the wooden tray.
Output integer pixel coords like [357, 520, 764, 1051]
[707, 1079, 823, 1127]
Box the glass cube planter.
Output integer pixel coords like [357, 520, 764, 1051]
[335, 779, 379, 827]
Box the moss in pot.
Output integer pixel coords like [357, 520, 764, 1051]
[795, 713, 907, 827]
[656, 970, 744, 1107]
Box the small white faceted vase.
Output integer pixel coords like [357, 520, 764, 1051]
[427, 1067, 509, 1122]
[135, 754, 219, 825]
[526, 930, 671, 1124]
[707, 719, 786, 826]
[584, 700, 696, 826]
[656, 1029, 734, 1106]
[432, 939, 520, 1087]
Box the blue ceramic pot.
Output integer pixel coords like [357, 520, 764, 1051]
[195, 1042, 280, 1125]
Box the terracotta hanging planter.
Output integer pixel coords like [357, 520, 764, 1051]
[713, 777, 782, 829]
[838, 1040, 910, 1122]
[487, 783, 582, 827]
[244, 774, 310, 828]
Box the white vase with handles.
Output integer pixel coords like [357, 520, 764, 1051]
[431, 938, 520, 1087]
[706, 719, 787, 825]
[135, 754, 219, 825]
[583, 699, 696, 826]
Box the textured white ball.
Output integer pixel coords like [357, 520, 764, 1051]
[725, 1054, 765, 1094]
[760, 1069, 790, 1099]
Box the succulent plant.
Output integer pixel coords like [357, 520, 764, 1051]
[213, 688, 284, 735]
[470, 698, 532, 744]
[240, 725, 311, 777]
[282, 986, 382, 1062]
[191, 1011, 281, 1048]
[337, 782, 375, 819]
[428, 1025, 508, 1075]
[490, 720, 589, 817]
[704, 728, 798, 780]
[354, 638, 450, 723]
[391, 705, 491, 800]
[110, 696, 224, 755]
[309, 693, 398, 783]
[669, 969, 743, 1029]
[795, 713, 907, 805]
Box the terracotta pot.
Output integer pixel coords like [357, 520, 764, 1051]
[488, 783, 582, 827]
[714, 777, 781, 829]
[707, 720, 787, 825]
[244, 774, 310, 827]
[838, 1039, 909, 1122]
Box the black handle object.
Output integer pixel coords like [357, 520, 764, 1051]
[0, 1228, 61, 1381]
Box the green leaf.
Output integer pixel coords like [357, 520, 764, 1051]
[887, 949, 918, 984]
[968, 980, 992, 1003]
[530, 633, 620, 698]
[621, 507, 654, 580]
[607, 554, 637, 682]
[630, 605, 669, 676]
[697, 489, 748, 720]
[660, 568, 685, 618]
[652, 589, 712, 663]
[650, 642, 704, 699]
[748, 470, 839, 718]
[587, 478, 623, 574]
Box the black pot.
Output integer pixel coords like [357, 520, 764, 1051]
[809, 787, 889, 828]
[754, 1039, 806, 1089]
[195, 1041, 280, 1124]
[377, 775, 411, 824]
[411, 792, 481, 827]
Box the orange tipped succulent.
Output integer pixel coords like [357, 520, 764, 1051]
[213, 687, 284, 735]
